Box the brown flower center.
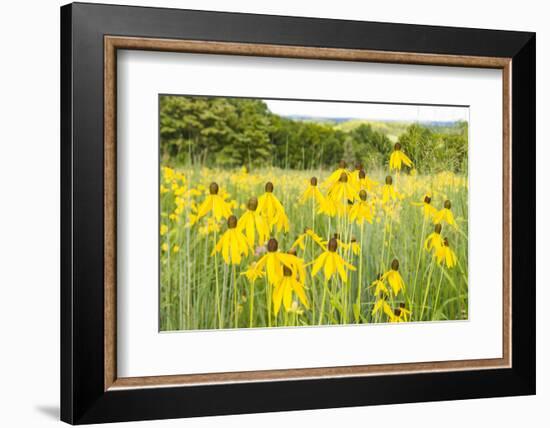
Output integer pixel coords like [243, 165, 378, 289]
[310, 177, 318, 186]
[385, 175, 393, 185]
[209, 182, 219, 195]
[359, 189, 367, 201]
[391, 259, 399, 271]
[434, 224, 442, 234]
[359, 169, 366, 179]
[338, 160, 347, 169]
[227, 215, 237, 229]
[394, 143, 402, 151]
[265, 182, 274, 193]
[424, 195, 431, 204]
[443, 238, 449, 247]
[247, 197, 258, 211]
[355, 163, 363, 171]
[267, 238, 278, 252]
[328, 237, 338, 252]
[339, 172, 348, 183]
[444, 200, 451, 209]
[283, 265, 293, 277]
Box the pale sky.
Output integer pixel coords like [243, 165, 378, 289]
[264, 99, 468, 123]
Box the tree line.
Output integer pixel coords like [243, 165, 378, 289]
[160, 95, 468, 173]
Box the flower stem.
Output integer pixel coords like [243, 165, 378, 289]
[249, 281, 255, 328]
[420, 257, 436, 320]
[213, 229, 222, 329]
[318, 279, 328, 325]
[355, 222, 364, 323]
[432, 266, 445, 320]
[232, 264, 238, 328]
[412, 215, 427, 309]
[266, 278, 272, 327]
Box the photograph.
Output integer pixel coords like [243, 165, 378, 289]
[159, 95, 469, 331]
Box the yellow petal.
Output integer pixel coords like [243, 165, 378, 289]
[311, 252, 328, 277]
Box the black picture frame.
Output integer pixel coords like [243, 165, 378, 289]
[61, 2, 535, 424]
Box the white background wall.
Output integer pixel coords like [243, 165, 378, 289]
[0, 0, 545, 426]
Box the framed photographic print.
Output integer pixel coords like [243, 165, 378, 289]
[60, 2, 535, 424]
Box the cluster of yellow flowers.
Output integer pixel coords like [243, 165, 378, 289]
[160, 142, 464, 325]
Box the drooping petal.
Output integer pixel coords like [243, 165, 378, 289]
[334, 254, 348, 283]
[372, 299, 384, 315]
[272, 282, 284, 315]
[311, 252, 328, 277]
[292, 278, 309, 308]
[282, 281, 293, 312]
[399, 151, 413, 167]
[221, 233, 231, 264]
[195, 196, 213, 221]
[323, 253, 335, 281]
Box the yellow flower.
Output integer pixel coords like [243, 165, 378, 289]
[372, 298, 393, 318]
[381, 259, 406, 295]
[288, 301, 304, 315]
[381, 176, 398, 204]
[172, 245, 180, 253]
[162, 166, 175, 183]
[160, 224, 168, 236]
[434, 200, 457, 227]
[317, 195, 339, 217]
[311, 237, 356, 283]
[306, 228, 327, 249]
[291, 227, 327, 252]
[198, 217, 221, 235]
[327, 172, 358, 204]
[352, 165, 378, 192]
[389, 143, 413, 171]
[237, 197, 269, 248]
[412, 195, 437, 220]
[161, 243, 168, 252]
[272, 264, 309, 315]
[424, 223, 444, 252]
[240, 262, 265, 282]
[390, 303, 412, 322]
[333, 234, 350, 252]
[191, 182, 232, 225]
[257, 182, 289, 232]
[350, 238, 361, 255]
[369, 275, 389, 297]
[254, 238, 297, 285]
[299, 176, 325, 205]
[212, 215, 251, 265]
[349, 190, 374, 225]
[321, 160, 352, 189]
[435, 237, 458, 268]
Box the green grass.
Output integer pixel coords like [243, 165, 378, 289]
[160, 166, 468, 331]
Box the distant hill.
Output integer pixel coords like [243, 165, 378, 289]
[282, 116, 464, 143]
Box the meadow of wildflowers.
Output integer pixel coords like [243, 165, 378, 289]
[159, 145, 468, 331]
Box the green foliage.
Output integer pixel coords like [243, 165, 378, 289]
[397, 121, 468, 173]
[160, 95, 468, 173]
[347, 124, 393, 170]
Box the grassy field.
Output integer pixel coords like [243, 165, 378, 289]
[334, 120, 412, 142]
[159, 163, 468, 331]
